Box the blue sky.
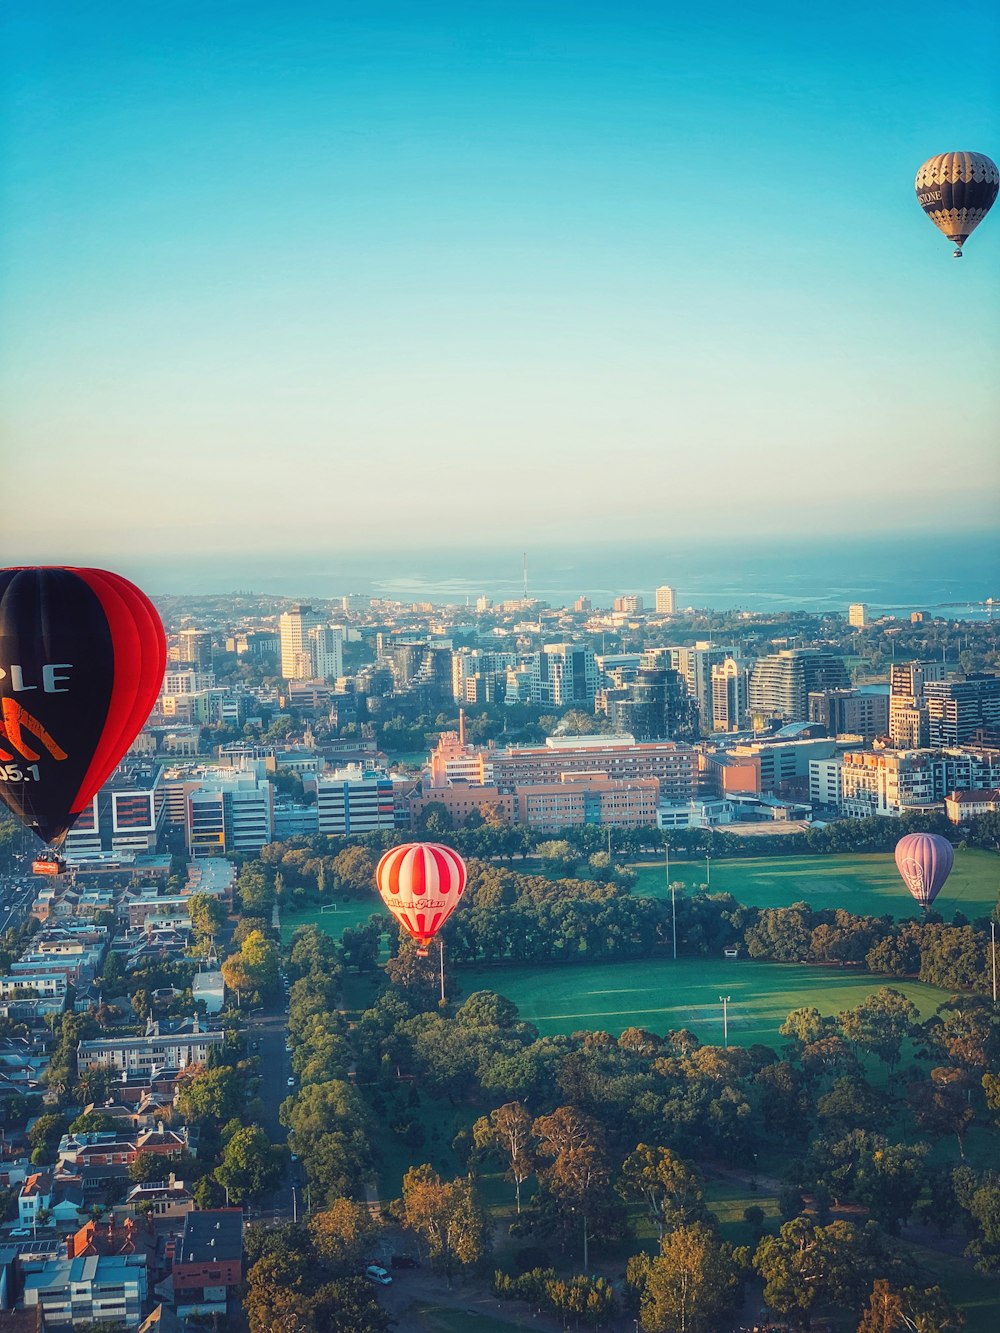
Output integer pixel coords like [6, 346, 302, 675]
[2, 1, 998, 566]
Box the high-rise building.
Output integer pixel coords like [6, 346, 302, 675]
[316, 766, 397, 837]
[924, 674, 1000, 746]
[614, 594, 644, 614]
[674, 643, 733, 732]
[609, 667, 695, 740]
[63, 762, 166, 858]
[178, 629, 213, 670]
[888, 661, 945, 748]
[655, 586, 676, 615]
[279, 606, 327, 680]
[711, 658, 750, 732]
[808, 687, 889, 740]
[848, 603, 868, 628]
[748, 649, 851, 724]
[187, 771, 274, 856]
[306, 625, 344, 682]
[528, 644, 598, 707]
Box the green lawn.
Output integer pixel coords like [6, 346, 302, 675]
[632, 849, 999, 921]
[453, 956, 955, 1049]
[280, 898, 383, 944]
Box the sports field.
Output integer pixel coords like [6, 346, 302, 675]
[632, 849, 999, 920]
[279, 899, 384, 944]
[454, 956, 954, 1049]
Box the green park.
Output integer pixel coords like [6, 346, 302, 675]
[280, 848, 998, 1051]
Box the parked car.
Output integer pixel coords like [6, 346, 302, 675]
[390, 1254, 419, 1269]
[287, 1076, 296, 1086]
[9, 1229, 31, 1238]
[364, 1265, 392, 1285]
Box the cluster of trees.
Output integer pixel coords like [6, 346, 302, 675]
[220, 927, 281, 1003]
[242, 1209, 390, 1333]
[280, 927, 374, 1204]
[746, 903, 997, 996]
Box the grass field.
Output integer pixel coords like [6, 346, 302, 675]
[452, 956, 955, 1049]
[632, 849, 999, 921]
[280, 898, 383, 944]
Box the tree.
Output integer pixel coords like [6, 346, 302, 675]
[216, 1124, 283, 1203]
[308, 1198, 379, 1275]
[332, 846, 376, 895]
[856, 1278, 965, 1333]
[128, 1152, 162, 1185]
[188, 891, 227, 941]
[619, 1145, 707, 1241]
[754, 1217, 871, 1323]
[533, 1108, 621, 1270]
[838, 989, 919, 1080]
[401, 1165, 490, 1287]
[176, 1065, 244, 1125]
[473, 1101, 535, 1214]
[628, 1222, 741, 1333]
[240, 929, 281, 994]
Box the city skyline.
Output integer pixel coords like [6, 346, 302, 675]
[2, 1, 998, 566]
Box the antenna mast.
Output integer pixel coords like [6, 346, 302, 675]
[522, 551, 528, 602]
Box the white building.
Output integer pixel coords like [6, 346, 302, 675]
[848, 603, 868, 628]
[192, 968, 225, 1015]
[279, 605, 327, 680]
[187, 772, 273, 857]
[655, 585, 676, 615]
[316, 767, 397, 837]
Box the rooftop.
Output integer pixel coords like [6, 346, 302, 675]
[176, 1209, 243, 1265]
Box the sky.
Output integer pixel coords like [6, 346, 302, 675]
[1, 0, 998, 574]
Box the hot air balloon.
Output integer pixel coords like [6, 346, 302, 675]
[375, 841, 467, 955]
[915, 152, 998, 257]
[894, 832, 955, 911]
[0, 567, 166, 863]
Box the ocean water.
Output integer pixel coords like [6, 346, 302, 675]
[128, 532, 1000, 617]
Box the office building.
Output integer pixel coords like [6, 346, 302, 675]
[888, 661, 945, 748]
[279, 606, 327, 680]
[924, 674, 1000, 746]
[655, 585, 676, 615]
[848, 603, 868, 628]
[491, 735, 697, 804]
[63, 763, 166, 859]
[315, 766, 397, 837]
[172, 1209, 244, 1317]
[807, 686, 889, 740]
[187, 772, 273, 856]
[608, 668, 695, 740]
[516, 774, 660, 831]
[613, 594, 644, 614]
[527, 644, 599, 707]
[673, 643, 734, 731]
[20, 1254, 148, 1327]
[711, 658, 750, 732]
[178, 628, 213, 669]
[748, 649, 851, 724]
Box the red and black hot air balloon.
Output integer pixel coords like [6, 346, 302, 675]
[0, 567, 166, 862]
[375, 841, 467, 955]
[894, 832, 955, 911]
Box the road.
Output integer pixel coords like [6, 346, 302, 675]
[246, 986, 303, 1224]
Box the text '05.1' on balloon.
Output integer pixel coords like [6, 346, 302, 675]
[0, 567, 166, 863]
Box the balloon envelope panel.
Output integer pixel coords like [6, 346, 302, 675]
[894, 832, 955, 907]
[376, 842, 467, 952]
[915, 152, 998, 247]
[0, 567, 166, 848]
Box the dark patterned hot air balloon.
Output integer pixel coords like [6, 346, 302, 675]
[0, 567, 166, 855]
[915, 152, 998, 257]
[894, 832, 955, 910]
[376, 842, 467, 955]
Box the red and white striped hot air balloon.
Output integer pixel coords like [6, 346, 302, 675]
[375, 842, 467, 956]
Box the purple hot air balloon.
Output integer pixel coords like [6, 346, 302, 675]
[894, 833, 955, 910]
